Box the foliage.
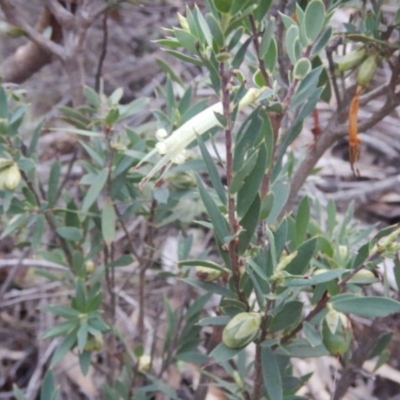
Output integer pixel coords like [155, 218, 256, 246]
[1, 0, 400, 399]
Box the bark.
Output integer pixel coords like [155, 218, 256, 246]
[0, 7, 63, 83]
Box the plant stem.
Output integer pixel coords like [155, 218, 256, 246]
[219, 63, 247, 306]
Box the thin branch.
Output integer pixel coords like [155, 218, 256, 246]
[0, 0, 64, 59]
[283, 89, 400, 214]
[43, 0, 74, 28]
[95, 11, 109, 91]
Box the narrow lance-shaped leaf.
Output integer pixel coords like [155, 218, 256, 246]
[82, 168, 108, 213]
[101, 201, 116, 245]
[195, 175, 229, 244]
[261, 347, 283, 400]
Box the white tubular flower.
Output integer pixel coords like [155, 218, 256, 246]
[137, 88, 266, 187]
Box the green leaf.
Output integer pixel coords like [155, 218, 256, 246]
[31, 215, 45, 248]
[45, 305, 81, 319]
[179, 259, 228, 273]
[198, 315, 230, 326]
[104, 107, 120, 126]
[51, 331, 77, 366]
[303, 321, 322, 347]
[156, 57, 183, 85]
[232, 37, 251, 68]
[82, 169, 108, 213]
[101, 202, 116, 245]
[283, 269, 346, 287]
[304, 0, 325, 43]
[206, 14, 225, 49]
[290, 66, 323, 110]
[57, 226, 82, 242]
[261, 347, 283, 400]
[238, 194, 260, 254]
[260, 18, 275, 58]
[263, 37, 278, 73]
[270, 301, 303, 333]
[295, 196, 310, 248]
[247, 258, 268, 282]
[40, 370, 58, 400]
[254, 0, 274, 22]
[195, 175, 229, 244]
[0, 86, 8, 118]
[165, 49, 203, 66]
[209, 342, 243, 363]
[266, 181, 290, 224]
[276, 338, 329, 358]
[229, 150, 259, 194]
[293, 58, 312, 80]
[84, 86, 100, 108]
[47, 161, 61, 208]
[77, 321, 89, 353]
[286, 237, 317, 274]
[174, 28, 198, 53]
[196, 133, 226, 205]
[331, 295, 400, 318]
[43, 320, 78, 339]
[369, 332, 392, 359]
[62, 128, 103, 138]
[311, 26, 332, 56]
[214, 0, 231, 13]
[285, 25, 301, 64]
[79, 351, 91, 375]
[183, 277, 235, 298]
[351, 242, 370, 269]
[12, 385, 27, 400]
[237, 145, 267, 218]
[233, 109, 263, 170]
[27, 123, 43, 156]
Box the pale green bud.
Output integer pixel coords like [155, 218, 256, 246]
[195, 266, 223, 282]
[85, 260, 96, 274]
[336, 48, 366, 71]
[222, 312, 262, 349]
[138, 354, 152, 372]
[357, 54, 378, 86]
[276, 251, 298, 272]
[84, 333, 104, 352]
[177, 12, 189, 32]
[0, 158, 13, 170]
[346, 269, 377, 284]
[0, 162, 21, 190]
[371, 227, 400, 255]
[337, 245, 349, 262]
[322, 310, 352, 356]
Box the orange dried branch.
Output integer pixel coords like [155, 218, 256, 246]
[348, 85, 362, 175]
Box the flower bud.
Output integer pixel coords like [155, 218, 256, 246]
[0, 157, 13, 170]
[4, 164, 21, 190]
[165, 171, 196, 189]
[336, 48, 366, 71]
[84, 333, 104, 352]
[337, 245, 349, 263]
[346, 269, 377, 284]
[0, 162, 21, 190]
[276, 251, 298, 272]
[177, 12, 189, 32]
[85, 260, 96, 274]
[371, 227, 400, 255]
[357, 54, 378, 86]
[195, 266, 223, 282]
[322, 310, 352, 356]
[138, 354, 152, 372]
[222, 312, 262, 349]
